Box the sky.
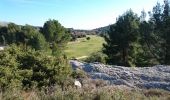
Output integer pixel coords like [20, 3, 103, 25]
[0, 0, 163, 29]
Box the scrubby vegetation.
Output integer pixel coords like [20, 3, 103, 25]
[0, 0, 170, 99]
[0, 20, 75, 99]
[84, 51, 106, 64]
[0, 85, 170, 100]
[0, 44, 72, 90]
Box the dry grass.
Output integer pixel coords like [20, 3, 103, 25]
[1, 84, 170, 100]
[0, 78, 170, 100]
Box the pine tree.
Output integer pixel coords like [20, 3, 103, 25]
[163, 0, 170, 64]
[42, 20, 70, 56]
[20, 25, 47, 50]
[103, 10, 141, 67]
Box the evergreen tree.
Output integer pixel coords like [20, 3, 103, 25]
[140, 9, 147, 22]
[103, 10, 140, 67]
[0, 27, 7, 45]
[42, 20, 70, 56]
[6, 23, 20, 44]
[162, 0, 170, 64]
[146, 2, 165, 64]
[139, 20, 160, 65]
[20, 25, 47, 50]
[147, 0, 170, 64]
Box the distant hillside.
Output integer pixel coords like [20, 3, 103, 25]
[93, 25, 111, 35]
[68, 25, 112, 36]
[69, 25, 112, 36]
[68, 28, 96, 35]
[0, 21, 9, 27]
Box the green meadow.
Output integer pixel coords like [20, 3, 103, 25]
[65, 35, 105, 59]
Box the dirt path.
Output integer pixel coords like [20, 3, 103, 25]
[76, 56, 88, 60]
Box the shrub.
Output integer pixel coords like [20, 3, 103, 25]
[86, 37, 90, 40]
[0, 85, 170, 100]
[70, 34, 77, 41]
[0, 44, 72, 89]
[85, 51, 106, 64]
[71, 69, 87, 79]
[144, 89, 170, 97]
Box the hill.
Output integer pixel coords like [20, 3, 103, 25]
[93, 25, 111, 35]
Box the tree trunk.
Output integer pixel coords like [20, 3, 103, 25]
[122, 48, 128, 66]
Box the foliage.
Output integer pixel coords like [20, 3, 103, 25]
[85, 51, 106, 64]
[0, 20, 70, 54]
[76, 33, 86, 38]
[103, 10, 141, 67]
[103, 0, 170, 66]
[20, 25, 48, 50]
[42, 19, 71, 56]
[0, 24, 48, 50]
[0, 44, 72, 89]
[144, 0, 170, 65]
[86, 37, 90, 40]
[71, 69, 87, 79]
[70, 34, 77, 41]
[0, 86, 170, 100]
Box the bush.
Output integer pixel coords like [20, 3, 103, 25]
[70, 34, 77, 41]
[0, 85, 170, 100]
[86, 37, 90, 40]
[0, 44, 72, 89]
[71, 69, 87, 79]
[85, 51, 106, 64]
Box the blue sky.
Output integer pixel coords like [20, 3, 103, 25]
[0, 0, 162, 29]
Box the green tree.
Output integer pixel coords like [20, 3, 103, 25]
[42, 20, 70, 56]
[148, 2, 164, 63]
[0, 23, 47, 51]
[0, 23, 21, 45]
[3, 23, 21, 44]
[85, 51, 106, 63]
[103, 10, 140, 67]
[139, 21, 160, 66]
[162, 0, 170, 64]
[0, 27, 7, 45]
[20, 25, 47, 50]
[146, 0, 170, 64]
[140, 9, 147, 22]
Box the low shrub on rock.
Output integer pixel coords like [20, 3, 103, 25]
[85, 51, 106, 64]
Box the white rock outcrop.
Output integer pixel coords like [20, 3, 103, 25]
[70, 60, 170, 91]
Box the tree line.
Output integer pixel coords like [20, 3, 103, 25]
[103, 0, 170, 67]
[0, 19, 70, 56]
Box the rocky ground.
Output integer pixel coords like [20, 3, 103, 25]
[70, 60, 170, 91]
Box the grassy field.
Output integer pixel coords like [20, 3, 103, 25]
[65, 35, 105, 59]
